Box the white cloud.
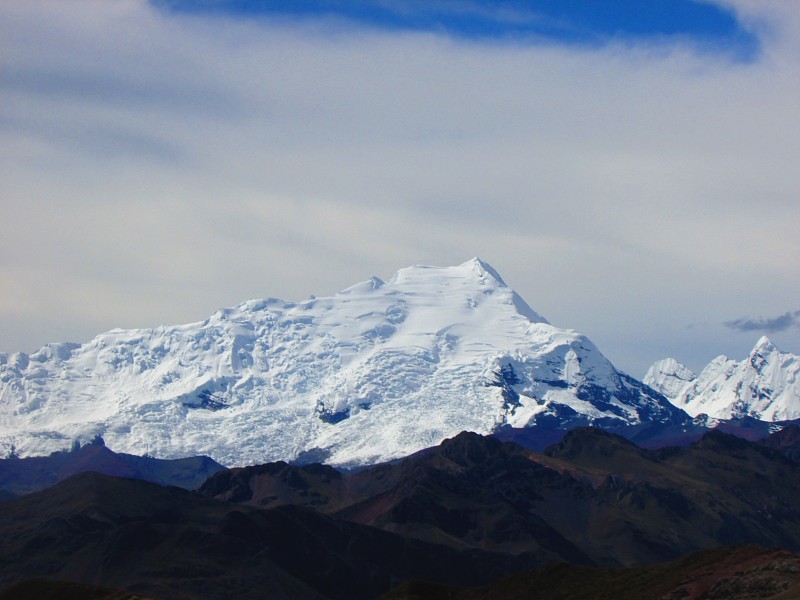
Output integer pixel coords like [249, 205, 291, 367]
[1, 0, 799, 376]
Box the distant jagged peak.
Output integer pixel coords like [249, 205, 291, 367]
[750, 335, 778, 356]
[660, 337, 800, 422]
[745, 336, 794, 370]
[643, 357, 697, 401]
[645, 358, 696, 383]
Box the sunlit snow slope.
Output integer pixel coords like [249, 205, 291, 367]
[645, 337, 800, 421]
[0, 258, 680, 466]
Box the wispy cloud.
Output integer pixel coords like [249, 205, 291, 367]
[725, 311, 800, 333]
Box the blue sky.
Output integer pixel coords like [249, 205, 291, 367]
[1, 0, 798, 376]
[154, 0, 756, 54]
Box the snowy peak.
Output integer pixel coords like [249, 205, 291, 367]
[378, 258, 511, 298]
[749, 336, 778, 371]
[0, 259, 678, 467]
[460, 256, 511, 288]
[643, 358, 697, 401]
[752, 335, 776, 352]
[352, 258, 548, 327]
[388, 257, 502, 284]
[384, 258, 510, 303]
[648, 338, 800, 421]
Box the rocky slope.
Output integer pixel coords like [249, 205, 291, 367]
[0, 472, 548, 600]
[379, 546, 800, 600]
[6, 429, 800, 599]
[200, 427, 800, 567]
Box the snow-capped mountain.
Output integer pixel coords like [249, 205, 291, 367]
[0, 258, 682, 467]
[643, 359, 697, 402]
[644, 337, 800, 421]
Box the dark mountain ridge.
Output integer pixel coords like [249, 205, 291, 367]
[0, 472, 550, 600]
[762, 423, 800, 462]
[379, 545, 800, 600]
[0, 437, 226, 497]
[200, 427, 800, 566]
[6, 427, 800, 598]
[494, 414, 800, 452]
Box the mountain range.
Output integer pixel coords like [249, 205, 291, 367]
[3, 258, 800, 598]
[198, 427, 800, 566]
[0, 436, 225, 498]
[0, 258, 683, 467]
[4, 428, 800, 599]
[1, 258, 797, 468]
[645, 336, 800, 421]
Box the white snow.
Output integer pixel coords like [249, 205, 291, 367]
[643, 358, 697, 400]
[645, 336, 800, 421]
[0, 258, 672, 467]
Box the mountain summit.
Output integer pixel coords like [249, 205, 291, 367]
[0, 259, 681, 466]
[644, 336, 800, 421]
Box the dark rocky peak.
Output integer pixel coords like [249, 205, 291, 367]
[695, 428, 756, 453]
[434, 431, 512, 467]
[765, 423, 800, 447]
[0, 441, 226, 496]
[4, 471, 202, 527]
[299, 462, 344, 480]
[198, 460, 345, 508]
[543, 427, 643, 460]
[693, 428, 796, 466]
[199, 461, 291, 502]
[762, 424, 800, 462]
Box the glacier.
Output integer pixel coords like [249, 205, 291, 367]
[644, 336, 800, 421]
[0, 258, 682, 467]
